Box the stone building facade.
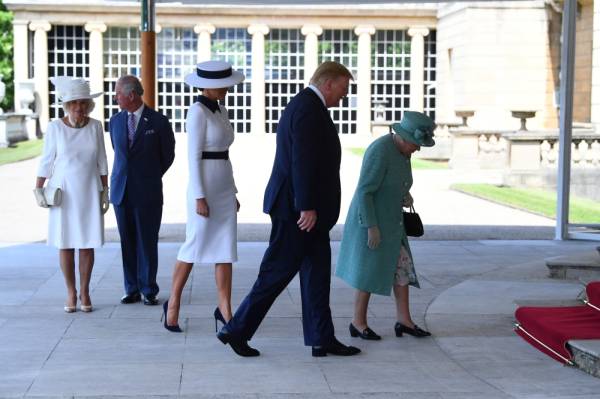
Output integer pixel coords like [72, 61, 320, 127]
[4, 0, 600, 140]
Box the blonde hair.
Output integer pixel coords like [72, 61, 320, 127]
[309, 61, 354, 87]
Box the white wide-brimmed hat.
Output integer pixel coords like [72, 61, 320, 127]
[51, 76, 102, 104]
[184, 60, 245, 89]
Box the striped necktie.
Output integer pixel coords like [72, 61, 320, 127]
[127, 113, 136, 148]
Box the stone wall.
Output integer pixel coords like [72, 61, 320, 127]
[436, 1, 557, 130]
[574, 1, 594, 123]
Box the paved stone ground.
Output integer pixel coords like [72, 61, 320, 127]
[0, 134, 555, 244]
[1, 239, 600, 398]
[2, 134, 598, 398]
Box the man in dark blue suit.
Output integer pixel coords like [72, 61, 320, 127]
[218, 62, 361, 357]
[109, 75, 175, 306]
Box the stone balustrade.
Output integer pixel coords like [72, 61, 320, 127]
[449, 128, 511, 168]
[540, 136, 600, 168]
[503, 129, 600, 170]
[502, 128, 600, 200]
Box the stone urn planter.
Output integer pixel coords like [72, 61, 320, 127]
[511, 110, 537, 131]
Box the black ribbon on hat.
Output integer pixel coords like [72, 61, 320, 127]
[196, 67, 233, 79]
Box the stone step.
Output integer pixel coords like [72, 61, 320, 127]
[568, 340, 600, 378]
[546, 248, 600, 279]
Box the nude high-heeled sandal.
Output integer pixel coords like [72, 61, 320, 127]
[79, 295, 93, 313]
[64, 293, 77, 313]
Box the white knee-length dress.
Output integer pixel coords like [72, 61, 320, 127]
[37, 118, 108, 249]
[177, 100, 238, 264]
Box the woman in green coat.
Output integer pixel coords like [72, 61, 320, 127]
[335, 111, 435, 340]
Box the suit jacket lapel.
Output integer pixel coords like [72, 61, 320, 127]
[118, 111, 129, 153]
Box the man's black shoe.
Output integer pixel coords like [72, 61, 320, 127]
[143, 294, 159, 306]
[120, 293, 141, 304]
[217, 329, 260, 357]
[312, 337, 361, 357]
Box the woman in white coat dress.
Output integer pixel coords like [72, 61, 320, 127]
[163, 61, 245, 332]
[34, 76, 109, 313]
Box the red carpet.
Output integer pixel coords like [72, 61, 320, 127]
[514, 282, 600, 364]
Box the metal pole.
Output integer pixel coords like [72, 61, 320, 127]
[555, 0, 576, 240]
[140, 0, 156, 109]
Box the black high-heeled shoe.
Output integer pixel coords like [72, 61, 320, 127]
[394, 322, 430, 337]
[349, 323, 381, 340]
[162, 300, 182, 333]
[214, 307, 226, 333]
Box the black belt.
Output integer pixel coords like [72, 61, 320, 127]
[202, 150, 229, 160]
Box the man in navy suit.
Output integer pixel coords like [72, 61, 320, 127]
[218, 62, 361, 357]
[109, 75, 175, 306]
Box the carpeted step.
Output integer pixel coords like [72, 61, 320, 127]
[514, 281, 600, 371]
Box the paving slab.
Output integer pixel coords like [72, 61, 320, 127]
[0, 240, 599, 398]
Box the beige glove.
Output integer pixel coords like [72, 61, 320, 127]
[403, 192, 414, 208]
[33, 188, 49, 208]
[367, 226, 381, 249]
[101, 186, 110, 214]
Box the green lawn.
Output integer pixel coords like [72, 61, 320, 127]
[347, 148, 448, 170]
[452, 183, 600, 223]
[0, 139, 44, 166]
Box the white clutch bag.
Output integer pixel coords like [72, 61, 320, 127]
[44, 186, 62, 207]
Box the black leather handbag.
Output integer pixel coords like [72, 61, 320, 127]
[403, 205, 424, 237]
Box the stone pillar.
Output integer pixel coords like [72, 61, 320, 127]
[12, 20, 29, 112]
[85, 22, 107, 125]
[248, 24, 269, 134]
[592, 0, 600, 129]
[194, 23, 215, 63]
[408, 27, 429, 113]
[29, 21, 51, 129]
[354, 25, 375, 135]
[301, 24, 322, 85]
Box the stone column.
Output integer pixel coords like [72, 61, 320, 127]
[301, 24, 322, 85]
[408, 27, 429, 113]
[29, 21, 51, 130]
[248, 24, 269, 134]
[592, 0, 600, 129]
[12, 20, 29, 112]
[194, 23, 215, 63]
[85, 22, 107, 125]
[354, 25, 375, 135]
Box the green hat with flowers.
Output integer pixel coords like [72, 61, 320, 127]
[391, 111, 436, 147]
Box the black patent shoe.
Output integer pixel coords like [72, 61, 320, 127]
[162, 301, 183, 333]
[349, 323, 381, 341]
[394, 322, 431, 337]
[143, 294, 159, 306]
[217, 328, 260, 357]
[120, 292, 141, 304]
[312, 337, 361, 357]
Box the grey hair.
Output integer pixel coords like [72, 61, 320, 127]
[63, 99, 95, 115]
[117, 75, 144, 96]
